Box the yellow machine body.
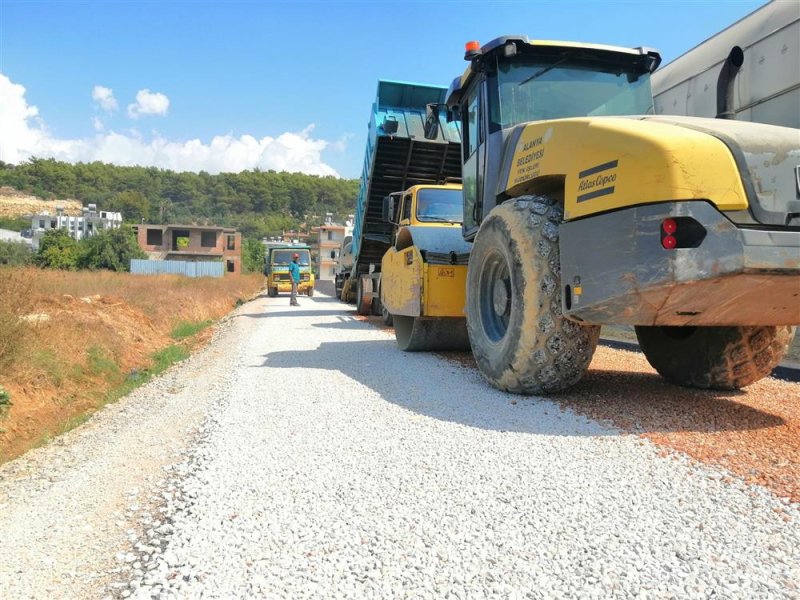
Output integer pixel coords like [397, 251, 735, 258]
[381, 245, 468, 317]
[268, 270, 314, 295]
[502, 117, 749, 221]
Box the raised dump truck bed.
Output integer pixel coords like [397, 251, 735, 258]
[350, 80, 462, 278]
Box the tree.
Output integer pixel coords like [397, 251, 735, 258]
[79, 228, 146, 272]
[107, 190, 151, 223]
[242, 238, 265, 273]
[0, 158, 360, 234]
[34, 229, 79, 270]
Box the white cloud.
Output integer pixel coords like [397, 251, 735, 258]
[329, 132, 353, 153]
[127, 89, 169, 118]
[91, 85, 118, 112]
[0, 73, 339, 176]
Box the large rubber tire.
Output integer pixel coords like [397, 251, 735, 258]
[394, 316, 470, 351]
[341, 277, 356, 304]
[307, 287, 314, 297]
[635, 325, 795, 389]
[466, 196, 600, 394]
[269, 287, 278, 298]
[356, 276, 372, 316]
[381, 304, 394, 327]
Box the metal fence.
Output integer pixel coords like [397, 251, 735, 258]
[130, 259, 225, 278]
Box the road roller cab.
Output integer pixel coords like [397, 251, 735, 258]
[380, 184, 472, 351]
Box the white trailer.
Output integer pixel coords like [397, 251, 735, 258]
[652, 1, 799, 128]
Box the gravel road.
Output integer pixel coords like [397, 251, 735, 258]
[1, 291, 798, 599]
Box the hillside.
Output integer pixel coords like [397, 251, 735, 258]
[0, 159, 359, 237]
[0, 186, 83, 219]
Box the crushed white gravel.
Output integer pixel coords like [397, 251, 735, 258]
[1, 291, 798, 599]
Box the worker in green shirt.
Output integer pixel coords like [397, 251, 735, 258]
[289, 253, 301, 306]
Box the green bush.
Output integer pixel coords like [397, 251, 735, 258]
[0, 240, 33, 266]
[78, 227, 146, 272]
[35, 227, 145, 272]
[34, 229, 80, 270]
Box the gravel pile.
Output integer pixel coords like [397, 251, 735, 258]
[108, 295, 798, 599]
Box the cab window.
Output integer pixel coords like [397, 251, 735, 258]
[464, 92, 480, 160]
[401, 194, 412, 222]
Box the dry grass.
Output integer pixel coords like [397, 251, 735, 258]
[0, 267, 263, 461]
[0, 270, 34, 368]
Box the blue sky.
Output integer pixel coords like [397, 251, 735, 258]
[0, 0, 768, 179]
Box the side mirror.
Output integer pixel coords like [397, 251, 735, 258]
[424, 103, 441, 140]
[382, 195, 396, 223]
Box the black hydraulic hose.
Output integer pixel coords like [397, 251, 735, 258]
[716, 46, 744, 120]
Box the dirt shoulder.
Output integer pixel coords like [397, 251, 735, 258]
[0, 268, 263, 462]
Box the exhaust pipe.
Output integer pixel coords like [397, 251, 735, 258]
[716, 46, 744, 119]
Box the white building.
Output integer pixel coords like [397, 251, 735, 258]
[315, 215, 354, 281]
[31, 204, 123, 250]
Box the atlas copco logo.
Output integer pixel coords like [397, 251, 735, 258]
[577, 160, 618, 203]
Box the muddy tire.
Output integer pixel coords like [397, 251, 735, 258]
[356, 276, 371, 316]
[635, 325, 795, 389]
[307, 287, 314, 297]
[466, 196, 600, 394]
[269, 287, 278, 298]
[394, 316, 470, 351]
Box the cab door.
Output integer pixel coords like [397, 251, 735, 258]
[461, 78, 487, 238]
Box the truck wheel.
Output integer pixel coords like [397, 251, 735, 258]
[341, 277, 355, 304]
[307, 287, 314, 297]
[466, 196, 600, 394]
[381, 305, 393, 327]
[269, 287, 278, 298]
[634, 325, 795, 389]
[356, 276, 372, 316]
[394, 316, 470, 351]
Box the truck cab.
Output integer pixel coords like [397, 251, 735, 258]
[384, 184, 463, 231]
[265, 246, 314, 298]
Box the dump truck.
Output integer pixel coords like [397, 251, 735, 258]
[342, 80, 471, 350]
[264, 245, 314, 297]
[422, 35, 798, 393]
[652, 0, 799, 129]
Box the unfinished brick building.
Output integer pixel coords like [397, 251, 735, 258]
[135, 224, 242, 274]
